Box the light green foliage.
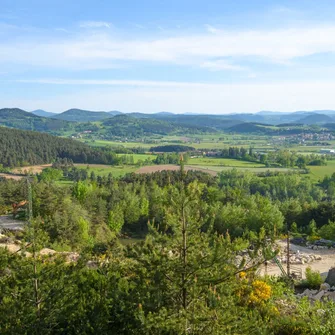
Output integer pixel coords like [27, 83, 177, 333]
[305, 266, 323, 288]
[39, 167, 63, 182]
[307, 219, 318, 235]
[72, 180, 90, 203]
[108, 204, 124, 234]
[318, 221, 335, 240]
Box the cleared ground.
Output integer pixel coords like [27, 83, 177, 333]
[12, 164, 51, 174]
[0, 173, 23, 180]
[136, 164, 217, 175]
[259, 240, 335, 279]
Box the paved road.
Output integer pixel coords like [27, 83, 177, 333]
[0, 216, 25, 231]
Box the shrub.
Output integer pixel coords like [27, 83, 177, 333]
[305, 266, 323, 288]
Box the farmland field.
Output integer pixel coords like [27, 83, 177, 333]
[308, 160, 335, 181]
[136, 164, 295, 175]
[188, 157, 265, 167]
[116, 153, 157, 163]
[71, 164, 137, 178]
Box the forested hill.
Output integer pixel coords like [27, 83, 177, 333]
[53, 108, 113, 122]
[102, 114, 214, 136]
[0, 108, 71, 132]
[0, 127, 118, 167]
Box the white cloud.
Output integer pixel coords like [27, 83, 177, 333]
[1, 24, 335, 70]
[201, 60, 246, 71]
[204, 24, 219, 34]
[79, 21, 112, 29]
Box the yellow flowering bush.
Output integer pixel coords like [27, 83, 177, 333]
[248, 280, 271, 305]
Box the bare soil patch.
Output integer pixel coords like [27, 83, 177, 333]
[0, 173, 23, 180]
[259, 240, 335, 279]
[12, 164, 51, 175]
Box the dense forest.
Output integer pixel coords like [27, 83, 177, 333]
[1, 168, 335, 333]
[101, 114, 213, 137]
[0, 127, 119, 167]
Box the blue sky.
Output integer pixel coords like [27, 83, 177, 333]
[2, 0, 335, 113]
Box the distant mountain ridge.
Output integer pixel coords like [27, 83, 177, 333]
[0, 108, 71, 132]
[2, 107, 335, 137]
[24, 108, 335, 125]
[52, 109, 121, 122]
[31, 109, 57, 117]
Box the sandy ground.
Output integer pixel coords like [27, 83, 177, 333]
[0, 173, 23, 180]
[136, 164, 217, 175]
[259, 240, 335, 279]
[11, 164, 51, 175]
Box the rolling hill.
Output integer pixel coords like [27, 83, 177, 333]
[296, 113, 334, 125]
[0, 108, 71, 132]
[53, 109, 119, 122]
[31, 109, 57, 118]
[128, 113, 244, 130]
[101, 114, 214, 137]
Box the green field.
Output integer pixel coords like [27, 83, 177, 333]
[308, 160, 335, 181]
[186, 164, 295, 174]
[116, 153, 157, 163]
[63, 137, 335, 182]
[73, 164, 137, 177]
[188, 157, 265, 167]
[83, 139, 157, 149]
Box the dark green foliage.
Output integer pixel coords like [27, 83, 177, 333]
[0, 127, 119, 167]
[102, 114, 213, 137]
[149, 144, 195, 152]
[0, 108, 71, 132]
[53, 108, 113, 122]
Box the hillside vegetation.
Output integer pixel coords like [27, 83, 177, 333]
[101, 114, 213, 136]
[0, 127, 118, 167]
[0, 108, 71, 133]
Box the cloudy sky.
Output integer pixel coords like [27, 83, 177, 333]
[2, 0, 335, 113]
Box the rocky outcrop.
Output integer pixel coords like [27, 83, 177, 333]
[325, 267, 335, 286]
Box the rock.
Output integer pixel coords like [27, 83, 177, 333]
[325, 292, 335, 301]
[325, 268, 335, 286]
[320, 283, 331, 291]
[312, 290, 325, 301]
[302, 289, 312, 297]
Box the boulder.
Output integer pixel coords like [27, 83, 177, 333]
[320, 283, 331, 291]
[312, 290, 325, 301]
[325, 292, 335, 301]
[325, 268, 335, 286]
